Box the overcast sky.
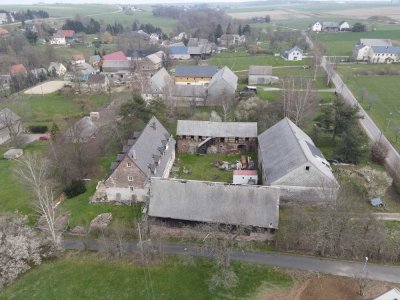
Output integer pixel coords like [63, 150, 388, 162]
[0, 0, 392, 4]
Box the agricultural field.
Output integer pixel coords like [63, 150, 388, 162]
[1, 253, 292, 300]
[337, 64, 400, 151]
[174, 153, 257, 183]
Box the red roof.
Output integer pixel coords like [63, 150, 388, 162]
[9, 64, 28, 75]
[233, 170, 257, 176]
[57, 30, 75, 38]
[0, 28, 9, 36]
[102, 51, 127, 61]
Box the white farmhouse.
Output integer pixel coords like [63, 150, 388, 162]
[353, 39, 393, 61]
[311, 22, 322, 32]
[369, 46, 400, 63]
[339, 21, 350, 31]
[48, 62, 67, 77]
[283, 46, 303, 61]
[50, 33, 66, 45]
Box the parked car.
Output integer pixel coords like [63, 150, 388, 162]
[39, 136, 49, 141]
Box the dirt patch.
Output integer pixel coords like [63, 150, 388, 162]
[259, 272, 400, 300]
[24, 80, 64, 94]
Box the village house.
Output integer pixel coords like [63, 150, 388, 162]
[369, 46, 400, 63]
[207, 66, 238, 102]
[339, 21, 350, 31]
[30, 68, 47, 79]
[148, 178, 280, 239]
[56, 29, 76, 42]
[0, 108, 21, 145]
[187, 38, 212, 56]
[102, 116, 175, 203]
[9, 64, 28, 76]
[173, 32, 187, 41]
[86, 74, 109, 92]
[353, 39, 393, 61]
[175, 65, 219, 85]
[149, 67, 171, 94]
[283, 46, 303, 61]
[322, 22, 339, 31]
[134, 51, 164, 74]
[50, 32, 66, 45]
[219, 34, 246, 47]
[176, 120, 258, 154]
[102, 51, 128, 62]
[258, 118, 339, 202]
[311, 21, 322, 32]
[71, 54, 85, 65]
[248, 65, 279, 85]
[168, 46, 191, 60]
[48, 62, 67, 77]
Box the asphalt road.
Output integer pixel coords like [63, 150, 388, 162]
[62, 239, 400, 283]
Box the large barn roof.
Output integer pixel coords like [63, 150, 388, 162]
[176, 120, 258, 137]
[359, 38, 392, 47]
[149, 178, 280, 229]
[175, 65, 218, 78]
[258, 118, 337, 185]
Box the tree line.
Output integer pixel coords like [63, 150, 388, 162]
[62, 18, 101, 34]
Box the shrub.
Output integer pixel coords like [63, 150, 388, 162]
[371, 141, 389, 164]
[63, 180, 86, 198]
[29, 125, 48, 133]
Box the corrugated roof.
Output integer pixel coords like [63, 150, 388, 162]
[169, 46, 188, 55]
[249, 65, 272, 76]
[175, 65, 218, 78]
[371, 46, 400, 54]
[149, 178, 280, 229]
[258, 118, 337, 185]
[359, 38, 392, 47]
[177, 120, 257, 137]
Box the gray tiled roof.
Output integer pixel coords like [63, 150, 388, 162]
[65, 116, 98, 140]
[149, 178, 280, 229]
[359, 39, 392, 47]
[175, 65, 218, 78]
[177, 120, 257, 137]
[248, 65, 272, 76]
[151, 68, 171, 91]
[169, 46, 188, 55]
[258, 118, 337, 185]
[208, 66, 238, 90]
[371, 46, 400, 54]
[124, 116, 175, 177]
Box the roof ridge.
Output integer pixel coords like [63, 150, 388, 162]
[284, 117, 309, 164]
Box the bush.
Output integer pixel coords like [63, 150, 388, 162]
[63, 180, 86, 198]
[371, 141, 389, 164]
[29, 125, 48, 133]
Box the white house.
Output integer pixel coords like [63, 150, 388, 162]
[339, 21, 350, 31]
[311, 22, 322, 32]
[233, 170, 258, 185]
[50, 33, 66, 45]
[353, 39, 393, 61]
[48, 62, 67, 77]
[369, 46, 400, 63]
[284, 46, 303, 61]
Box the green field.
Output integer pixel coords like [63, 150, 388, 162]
[338, 65, 400, 150]
[1, 253, 292, 300]
[314, 25, 400, 56]
[0, 92, 109, 126]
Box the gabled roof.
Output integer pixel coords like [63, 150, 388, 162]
[146, 52, 163, 65]
[57, 29, 75, 38]
[53, 32, 65, 39]
[176, 65, 218, 78]
[371, 46, 400, 54]
[249, 65, 272, 76]
[322, 22, 339, 27]
[359, 38, 392, 47]
[151, 68, 171, 91]
[65, 116, 97, 141]
[122, 116, 175, 178]
[9, 64, 27, 75]
[208, 66, 238, 91]
[102, 51, 127, 61]
[169, 46, 189, 55]
[258, 118, 337, 185]
[102, 60, 132, 70]
[0, 108, 21, 128]
[149, 178, 280, 229]
[177, 120, 257, 137]
[286, 46, 303, 55]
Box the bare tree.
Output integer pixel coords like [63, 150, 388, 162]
[162, 77, 177, 118]
[15, 154, 61, 247]
[0, 108, 21, 141]
[220, 89, 235, 122]
[281, 77, 318, 126]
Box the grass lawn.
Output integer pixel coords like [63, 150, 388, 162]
[174, 153, 257, 183]
[337, 65, 400, 150]
[0, 92, 110, 126]
[0, 142, 47, 222]
[207, 49, 307, 71]
[1, 253, 292, 300]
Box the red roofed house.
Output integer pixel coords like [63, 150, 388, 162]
[9, 64, 28, 76]
[0, 28, 9, 38]
[233, 169, 258, 185]
[56, 29, 76, 41]
[102, 51, 127, 61]
[72, 54, 85, 65]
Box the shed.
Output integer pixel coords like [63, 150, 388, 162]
[370, 197, 383, 207]
[233, 170, 258, 185]
[3, 148, 23, 160]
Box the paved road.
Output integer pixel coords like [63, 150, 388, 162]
[302, 31, 400, 175]
[62, 239, 400, 283]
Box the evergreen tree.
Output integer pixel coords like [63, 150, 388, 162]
[226, 23, 232, 34]
[215, 24, 223, 39]
[50, 122, 60, 140]
[238, 24, 242, 35]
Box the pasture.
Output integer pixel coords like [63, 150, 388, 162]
[1, 254, 292, 300]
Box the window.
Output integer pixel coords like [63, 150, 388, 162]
[128, 176, 133, 181]
[305, 166, 310, 171]
[191, 135, 194, 141]
[129, 186, 134, 191]
[127, 163, 132, 167]
[220, 137, 225, 142]
[235, 137, 239, 143]
[245, 137, 249, 141]
[182, 135, 186, 140]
